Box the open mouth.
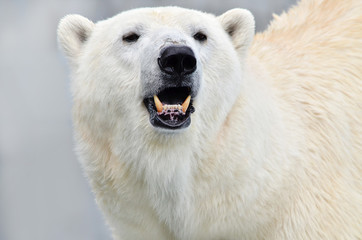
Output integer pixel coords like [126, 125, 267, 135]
[143, 87, 195, 130]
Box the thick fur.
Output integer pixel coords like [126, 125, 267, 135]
[57, 0, 362, 239]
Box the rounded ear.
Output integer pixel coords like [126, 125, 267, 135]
[218, 9, 255, 54]
[57, 14, 94, 61]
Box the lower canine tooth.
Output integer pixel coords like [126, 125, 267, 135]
[182, 95, 191, 113]
[154, 95, 163, 113]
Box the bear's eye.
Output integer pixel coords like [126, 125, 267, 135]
[193, 32, 207, 42]
[122, 33, 140, 43]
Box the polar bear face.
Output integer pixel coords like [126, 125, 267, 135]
[58, 7, 254, 136]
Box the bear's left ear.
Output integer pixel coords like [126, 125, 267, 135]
[218, 9, 255, 54]
[57, 14, 94, 62]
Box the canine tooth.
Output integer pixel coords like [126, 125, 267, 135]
[182, 95, 191, 113]
[154, 95, 163, 113]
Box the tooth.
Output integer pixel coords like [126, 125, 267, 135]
[154, 95, 163, 113]
[181, 95, 191, 113]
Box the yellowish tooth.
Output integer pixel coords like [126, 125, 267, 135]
[154, 95, 163, 113]
[181, 95, 191, 113]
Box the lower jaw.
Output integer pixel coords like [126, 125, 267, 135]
[150, 115, 191, 130]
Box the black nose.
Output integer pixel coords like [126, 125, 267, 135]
[158, 46, 197, 75]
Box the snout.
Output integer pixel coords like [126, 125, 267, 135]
[158, 46, 197, 76]
[143, 45, 200, 130]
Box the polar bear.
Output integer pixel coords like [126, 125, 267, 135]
[57, 0, 362, 239]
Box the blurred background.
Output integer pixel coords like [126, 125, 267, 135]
[0, 0, 297, 239]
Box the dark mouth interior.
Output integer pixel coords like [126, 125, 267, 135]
[156, 87, 191, 124]
[143, 86, 194, 129]
[158, 87, 191, 105]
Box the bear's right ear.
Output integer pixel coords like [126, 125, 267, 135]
[218, 9, 255, 54]
[57, 15, 94, 60]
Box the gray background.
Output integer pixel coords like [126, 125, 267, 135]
[0, 0, 297, 239]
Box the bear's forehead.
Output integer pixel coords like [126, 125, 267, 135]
[94, 7, 222, 43]
[110, 7, 215, 27]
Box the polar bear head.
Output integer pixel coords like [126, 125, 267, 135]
[58, 7, 254, 139]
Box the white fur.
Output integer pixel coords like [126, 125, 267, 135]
[58, 2, 362, 239]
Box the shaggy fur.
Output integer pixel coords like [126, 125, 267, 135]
[58, 0, 362, 239]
